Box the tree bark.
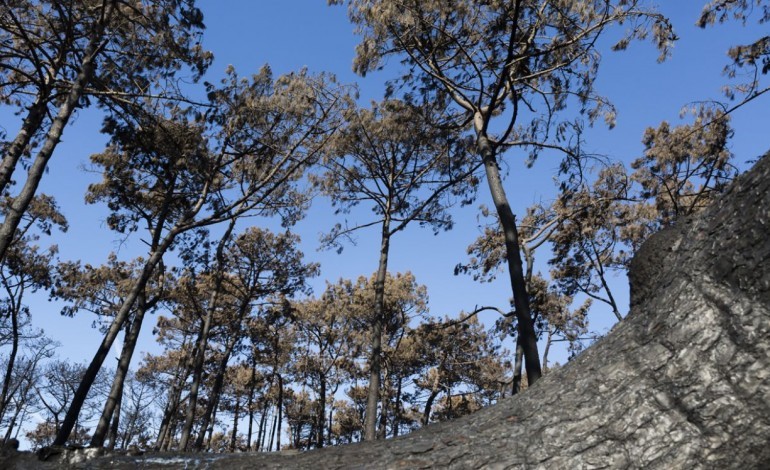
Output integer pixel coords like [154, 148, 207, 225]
[364, 219, 391, 441]
[477, 135, 542, 385]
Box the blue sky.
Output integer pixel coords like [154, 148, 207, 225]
[5, 1, 768, 376]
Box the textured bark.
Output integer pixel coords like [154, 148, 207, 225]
[7, 154, 770, 468]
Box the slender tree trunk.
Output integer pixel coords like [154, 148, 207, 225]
[364, 219, 391, 441]
[316, 372, 326, 448]
[377, 370, 390, 440]
[477, 135, 542, 385]
[0, 301, 20, 422]
[2, 403, 23, 443]
[204, 404, 219, 451]
[246, 366, 256, 450]
[91, 293, 149, 447]
[276, 374, 283, 452]
[268, 413, 277, 452]
[511, 336, 524, 395]
[393, 377, 402, 438]
[53, 244, 169, 446]
[422, 389, 439, 426]
[179, 222, 235, 450]
[229, 395, 240, 452]
[542, 326, 554, 372]
[255, 404, 265, 451]
[0, 0, 117, 265]
[107, 387, 123, 450]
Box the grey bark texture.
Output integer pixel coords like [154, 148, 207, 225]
[4, 154, 770, 468]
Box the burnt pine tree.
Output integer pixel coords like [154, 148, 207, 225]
[314, 99, 478, 440]
[333, 0, 677, 386]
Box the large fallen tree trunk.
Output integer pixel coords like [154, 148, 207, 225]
[5, 154, 770, 468]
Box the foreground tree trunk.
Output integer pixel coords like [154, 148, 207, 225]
[363, 219, 391, 441]
[38, 154, 770, 469]
[478, 135, 542, 386]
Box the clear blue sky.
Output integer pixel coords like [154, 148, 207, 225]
[7, 1, 768, 377]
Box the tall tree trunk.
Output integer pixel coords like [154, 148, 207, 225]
[0, 0, 117, 265]
[364, 218, 391, 441]
[276, 374, 283, 452]
[246, 366, 256, 451]
[229, 395, 240, 452]
[422, 389, 439, 427]
[542, 326, 554, 372]
[316, 372, 326, 448]
[377, 387, 388, 440]
[2, 402, 24, 443]
[194, 300, 250, 450]
[511, 336, 524, 395]
[0, 298, 20, 423]
[54, 243, 169, 446]
[393, 377, 402, 438]
[106, 385, 122, 450]
[259, 400, 271, 451]
[204, 405, 218, 451]
[477, 135, 541, 385]
[178, 303, 215, 450]
[179, 221, 235, 450]
[268, 413, 277, 452]
[91, 290, 149, 447]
